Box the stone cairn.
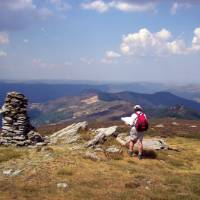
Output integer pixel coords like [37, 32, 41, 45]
[0, 91, 47, 146]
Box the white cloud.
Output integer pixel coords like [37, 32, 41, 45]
[119, 27, 200, 56]
[109, 1, 155, 12]
[80, 57, 94, 65]
[0, 32, 9, 44]
[4, 0, 36, 11]
[102, 50, 121, 64]
[81, 0, 156, 13]
[171, 2, 192, 15]
[0, 50, 7, 57]
[167, 39, 187, 55]
[106, 51, 121, 58]
[155, 29, 171, 40]
[192, 27, 200, 51]
[171, 2, 179, 15]
[0, 1, 54, 31]
[82, 0, 109, 13]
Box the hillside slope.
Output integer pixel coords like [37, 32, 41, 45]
[28, 90, 200, 126]
[0, 119, 200, 200]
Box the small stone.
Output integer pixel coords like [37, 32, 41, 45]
[36, 142, 47, 147]
[13, 136, 26, 141]
[106, 146, 121, 153]
[57, 182, 69, 190]
[2, 169, 23, 176]
[83, 151, 100, 161]
[11, 169, 23, 176]
[16, 141, 26, 146]
[3, 169, 13, 176]
[155, 124, 164, 128]
[190, 125, 197, 128]
[145, 186, 150, 190]
[94, 147, 104, 152]
[172, 122, 179, 126]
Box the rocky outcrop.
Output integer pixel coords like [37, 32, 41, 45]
[116, 133, 168, 150]
[50, 121, 88, 144]
[0, 91, 47, 146]
[86, 126, 118, 147]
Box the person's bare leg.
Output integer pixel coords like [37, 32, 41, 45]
[129, 140, 134, 151]
[138, 140, 143, 159]
[128, 140, 136, 157]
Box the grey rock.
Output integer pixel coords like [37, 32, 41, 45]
[116, 133, 168, 150]
[29, 133, 44, 143]
[86, 126, 118, 147]
[3, 169, 13, 176]
[3, 169, 23, 176]
[36, 142, 47, 147]
[50, 121, 88, 144]
[0, 91, 46, 146]
[106, 146, 121, 153]
[95, 126, 118, 137]
[16, 141, 26, 146]
[11, 169, 23, 176]
[13, 136, 26, 141]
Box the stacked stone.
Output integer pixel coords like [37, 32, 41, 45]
[0, 91, 46, 146]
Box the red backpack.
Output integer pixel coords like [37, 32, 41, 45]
[135, 112, 149, 132]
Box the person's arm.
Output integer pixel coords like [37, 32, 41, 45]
[130, 113, 137, 127]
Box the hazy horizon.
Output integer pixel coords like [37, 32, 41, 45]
[0, 79, 200, 86]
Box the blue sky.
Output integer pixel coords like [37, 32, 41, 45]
[0, 0, 200, 83]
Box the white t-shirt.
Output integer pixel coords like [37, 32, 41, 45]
[130, 111, 142, 126]
[121, 111, 144, 126]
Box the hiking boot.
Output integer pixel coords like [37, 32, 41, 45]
[138, 154, 142, 160]
[128, 151, 135, 157]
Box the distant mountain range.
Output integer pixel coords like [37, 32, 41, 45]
[167, 84, 200, 103]
[1, 81, 200, 126]
[1, 81, 200, 103]
[28, 90, 200, 126]
[0, 82, 109, 105]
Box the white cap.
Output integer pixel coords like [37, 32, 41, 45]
[134, 105, 143, 111]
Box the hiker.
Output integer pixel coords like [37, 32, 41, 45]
[128, 105, 149, 159]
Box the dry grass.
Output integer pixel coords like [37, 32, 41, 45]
[57, 167, 74, 176]
[0, 119, 200, 200]
[0, 147, 27, 163]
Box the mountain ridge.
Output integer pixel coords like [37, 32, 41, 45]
[28, 89, 200, 126]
